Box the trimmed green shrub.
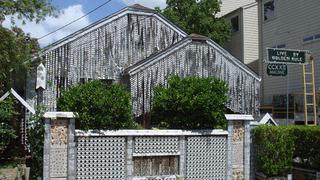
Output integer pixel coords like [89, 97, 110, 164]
[57, 80, 139, 130]
[0, 97, 16, 155]
[151, 75, 228, 129]
[252, 125, 320, 177]
[291, 126, 320, 169]
[252, 126, 294, 177]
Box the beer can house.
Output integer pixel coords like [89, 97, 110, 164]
[26, 4, 261, 122]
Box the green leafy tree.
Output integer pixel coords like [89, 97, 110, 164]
[58, 80, 139, 130]
[0, 26, 39, 94]
[161, 0, 230, 44]
[0, 98, 16, 156]
[0, 0, 55, 24]
[152, 76, 228, 129]
[0, 0, 55, 93]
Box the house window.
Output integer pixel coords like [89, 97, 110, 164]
[314, 34, 320, 40]
[272, 44, 286, 48]
[303, 35, 314, 42]
[264, 0, 275, 21]
[231, 16, 239, 32]
[277, 44, 286, 48]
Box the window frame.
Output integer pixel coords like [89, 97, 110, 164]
[263, 0, 276, 22]
[230, 15, 240, 33]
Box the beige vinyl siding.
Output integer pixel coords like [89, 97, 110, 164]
[218, 0, 256, 17]
[261, 0, 320, 105]
[243, 3, 259, 73]
[223, 10, 244, 62]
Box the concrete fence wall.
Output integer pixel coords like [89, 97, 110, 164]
[43, 112, 253, 180]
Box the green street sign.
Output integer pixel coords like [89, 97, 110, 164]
[267, 63, 287, 76]
[267, 48, 307, 64]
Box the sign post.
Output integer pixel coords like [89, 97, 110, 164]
[265, 48, 310, 125]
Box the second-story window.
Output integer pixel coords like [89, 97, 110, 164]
[264, 0, 275, 21]
[231, 16, 239, 32]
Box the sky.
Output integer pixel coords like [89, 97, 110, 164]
[3, 0, 167, 47]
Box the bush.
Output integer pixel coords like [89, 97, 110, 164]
[28, 107, 45, 179]
[252, 125, 320, 177]
[0, 98, 16, 155]
[58, 80, 138, 130]
[252, 126, 294, 177]
[291, 126, 320, 169]
[151, 76, 228, 129]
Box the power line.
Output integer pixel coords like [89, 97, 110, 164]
[37, 0, 113, 40]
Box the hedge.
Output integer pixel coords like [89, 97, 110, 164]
[252, 125, 320, 177]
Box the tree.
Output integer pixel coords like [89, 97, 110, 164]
[152, 76, 228, 129]
[0, 0, 55, 24]
[0, 0, 55, 93]
[161, 0, 230, 44]
[0, 26, 39, 94]
[58, 80, 139, 130]
[0, 98, 16, 156]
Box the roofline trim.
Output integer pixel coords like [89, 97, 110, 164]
[41, 7, 187, 53]
[206, 40, 261, 81]
[127, 37, 261, 82]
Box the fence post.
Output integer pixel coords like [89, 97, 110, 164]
[225, 114, 254, 180]
[43, 112, 76, 180]
[179, 136, 186, 179]
[126, 136, 133, 180]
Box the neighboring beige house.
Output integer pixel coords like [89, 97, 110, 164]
[220, 0, 320, 123]
[222, 2, 259, 73]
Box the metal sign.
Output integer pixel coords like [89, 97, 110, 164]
[267, 48, 308, 64]
[267, 63, 287, 76]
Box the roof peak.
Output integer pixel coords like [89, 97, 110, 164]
[188, 33, 209, 41]
[129, 4, 153, 11]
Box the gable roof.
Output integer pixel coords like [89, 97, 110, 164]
[41, 4, 187, 53]
[259, 113, 278, 125]
[126, 34, 261, 81]
[0, 88, 35, 114]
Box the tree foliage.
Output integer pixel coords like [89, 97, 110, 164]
[152, 76, 228, 129]
[28, 106, 45, 179]
[0, 26, 39, 94]
[161, 0, 230, 44]
[0, 98, 16, 156]
[58, 80, 139, 130]
[0, 0, 55, 24]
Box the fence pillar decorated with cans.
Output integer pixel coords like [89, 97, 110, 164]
[226, 114, 254, 180]
[43, 112, 76, 180]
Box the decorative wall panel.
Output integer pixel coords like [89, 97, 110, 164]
[232, 121, 245, 180]
[186, 136, 227, 180]
[50, 119, 68, 178]
[133, 156, 179, 177]
[134, 136, 179, 156]
[76, 137, 126, 179]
